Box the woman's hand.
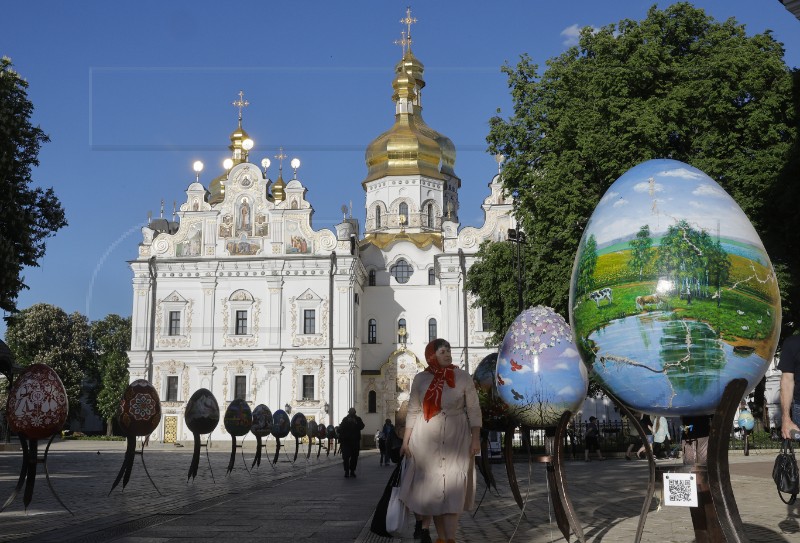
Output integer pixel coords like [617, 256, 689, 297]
[400, 443, 411, 457]
[470, 434, 481, 456]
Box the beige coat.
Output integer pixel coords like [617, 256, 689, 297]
[399, 366, 482, 516]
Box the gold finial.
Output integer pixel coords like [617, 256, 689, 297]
[394, 30, 410, 57]
[400, 7, 417, 50]
[232, 90, 249, 123]
[275, 147, 287, 174]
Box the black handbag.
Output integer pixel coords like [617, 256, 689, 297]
[772, 439, 799, 505]
[370, 460, 403, 537]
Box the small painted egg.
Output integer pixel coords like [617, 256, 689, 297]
[184, 388, 220, 435]
[7, 364, 68, 440]
[270, 409, 290, 439]
[223, 399, 252, 437]
[119, 379, 162, 437]
[250, 404, 273, 438]
[738, 410, 755, 431]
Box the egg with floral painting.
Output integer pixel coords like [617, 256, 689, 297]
[7, 364, 68, 440]
[119, 379, 161, 437]
[496, 307, 588, 427]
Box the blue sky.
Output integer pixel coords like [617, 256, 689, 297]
[2, 1, 798, 336]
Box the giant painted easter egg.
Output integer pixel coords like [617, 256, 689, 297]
[290, 413, 308, 438]
[270, 409, 290, 439]
[223, 399, 252, 436]
[250, 404, 273, 438]
[473, 354, 515, 431]
[7, 364, 68, 440]
[307, 420, 319, 439]
[317, 424, 327, 439]
[738, 410, 755, 431]
[184, 388, 220, 435]
[569, 159, 781, 416]
[326, 424, 337, 439]
[496, 307, 588, 427]
[119, 380, 161, 437]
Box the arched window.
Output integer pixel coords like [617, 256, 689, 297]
[397, 318, 407, 344]
[428, 318, 437, 342]
[427, 203, 434, 228]
[390, 259, 413, 284]
[368, 318, 377, 344]
[369, 269, 376, 286]
[428, 268, 435, 285]
[368, 391, 377, 413]
[399, 202, 408, 225]
[375, 206, 381, 229]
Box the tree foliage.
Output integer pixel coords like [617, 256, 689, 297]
[475, 3, 798, 334]
[0, 58, 67, 314]
[90, 314, 131, 434]
[5, 303, 94, 417]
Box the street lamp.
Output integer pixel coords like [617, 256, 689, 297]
[507, 228, 526, 312]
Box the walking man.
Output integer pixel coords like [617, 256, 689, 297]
[339, 407, 365, 477]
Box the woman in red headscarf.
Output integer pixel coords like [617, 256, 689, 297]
[399, 338, 482, 543]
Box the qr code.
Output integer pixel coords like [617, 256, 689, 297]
[667, 478, 692, 503]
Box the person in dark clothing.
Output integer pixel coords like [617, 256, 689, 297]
[339, 407, 365, 477]
[379, 418, 393, 466]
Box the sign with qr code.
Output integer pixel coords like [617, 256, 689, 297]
[663, 473, 698, 507]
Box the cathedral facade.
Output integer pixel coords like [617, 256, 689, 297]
[127, 40, 514, 443]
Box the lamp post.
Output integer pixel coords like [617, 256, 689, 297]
[507, 228, 526, 312]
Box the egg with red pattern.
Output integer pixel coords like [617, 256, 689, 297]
[7, 364, 68, 440]
[119, 380, 161, 437]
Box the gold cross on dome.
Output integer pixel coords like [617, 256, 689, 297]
[400, 7, 417, 42]
[275, 147, 287, 173]
[394, 30, 410, 56]
[232, 90, 249, 122]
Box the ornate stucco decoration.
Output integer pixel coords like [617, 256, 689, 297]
[220, 290, 261, 347]
[155, 293, 193, 348]
[289, 290, 328, 347]
[291, 357, 326, 408]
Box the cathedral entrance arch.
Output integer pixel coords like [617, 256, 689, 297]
[373, 349, 425, 423]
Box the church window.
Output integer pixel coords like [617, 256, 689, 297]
[166, 375, 179, 402]
[426, 203, 434, 227]
[397, 318, 407, 344]
[390, 259, 413, 284]
[304, 309, 316, 334]
[168, 311, 181, 336]
[428, 318, 437, 343]
[399, 202, 409, 225]
[235, 310, 248, 335]
[368, 391, 377, 413]
[368, 319, 377, 344]
[480, 307, 492, 332]
[234, 375, 247, 400]
[302, 375, 315, 400]
[369, 270, 376, 286]
[428, 268, 435, 285]
[375, 206, 381, 228]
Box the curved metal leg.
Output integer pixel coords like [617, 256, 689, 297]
[708, 378, 748, 543]
[552, 411, 585, 543]
[42, 434, 72, 515]
[607, 393, 655, 543]
[239, 436, 251, 475]
[503, 425, 524, 509]
[138, 440, 162, 496]
[1, 436, 28, 512]
[204, 436, 216, 483]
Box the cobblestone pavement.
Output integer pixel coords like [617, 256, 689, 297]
[0, 440, 797, 542]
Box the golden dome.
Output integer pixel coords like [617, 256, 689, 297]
[363, 51, 457, 184]
[208, 121, 253, 205]
[208, 172, 227, 205]
[271, 174, 286, 202]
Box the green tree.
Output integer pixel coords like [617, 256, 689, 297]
[0, 58, 67, 314]
[628, 225, 653, 281]
[5, 303, 94, 418]
[478, 2, 798, 324]
[575, 234, 598, 298]
[90, 315, 131, 435]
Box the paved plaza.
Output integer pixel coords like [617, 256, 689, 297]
[0, 439, 798, 542]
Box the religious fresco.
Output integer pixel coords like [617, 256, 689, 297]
[226, 234, 261, 256]
[219, 214, 233, 239]
[255, 214, 269, 237]
[176, 223, 202, 257]
[236, 197, 252, 236]
[569, 159, 781, 416]
[285, 220, 310, 254]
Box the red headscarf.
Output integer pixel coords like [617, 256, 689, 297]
[422, 339, 455, 422]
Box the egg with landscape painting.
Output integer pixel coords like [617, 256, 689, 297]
[270, 409, 290, 439]
[496, 306, 588, 428]
[473, 353, 516, 431]
[184, 388, 220, 435]
[7, 364, 69, 440]
[738, 409, 755, 431]
[223, 399, 252, 437]
[569, 159, 781, 416]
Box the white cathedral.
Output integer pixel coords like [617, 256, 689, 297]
[126, 34, 515, 443]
